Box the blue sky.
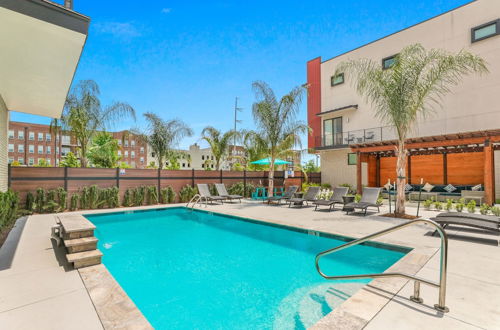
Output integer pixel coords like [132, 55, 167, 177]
[12, 0, 470, 157]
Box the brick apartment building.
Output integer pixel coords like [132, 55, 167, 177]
[7, 121, 148, 168]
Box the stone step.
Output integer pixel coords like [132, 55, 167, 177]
[64, 237, 98, 254]
[67, 249, 103, 269]
[58, 215, 96, 240]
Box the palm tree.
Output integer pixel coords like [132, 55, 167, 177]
[200, 127, 238, 170]
[141, 113, 193, 170]
[52, 80, 136, 167]
[239, 129, 267, 170]
[337, 44, 488, 214]
[86, 132, 121, 168]
[250, 81, 309, 196]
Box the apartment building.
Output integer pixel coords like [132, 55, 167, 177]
[7, 121, 148, 168]
[307, 0, 500, 203]
[0, 0, 89, 191]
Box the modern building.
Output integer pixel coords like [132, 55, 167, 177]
[0, 0, 89, 191]
[7, 121, 148, 168]
[307, 0, 500, 203]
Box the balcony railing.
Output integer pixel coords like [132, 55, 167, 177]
[315, 126, 398, 149]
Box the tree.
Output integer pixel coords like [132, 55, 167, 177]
[141, 113, 193, 170]
[337, 44, 487, 214]
[166, 151, 191, 170]
[303, 159, 320, 173]
[60, 151, 80, 167]
[87, 132, 121, 168]
[200, 127, 238, 170]
[250, 81, 309, 196]
[53, 80, 136, 167]
[36, 159, 50, 167]
[238, 129, 267, 171]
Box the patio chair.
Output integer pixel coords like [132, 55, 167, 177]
[345, 187, 381, 216]
[430, 212, 500, 234]
[197, 184, 226, 205]
[215, 183, 242, 203]
[266, 185, 298, 205]
[287, 186, 321, 208]
[313, 187, 349, 211]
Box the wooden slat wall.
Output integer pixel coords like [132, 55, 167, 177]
[367, 155, 377, 187]
[410, 154, 444, 184]
[379, 157, 397, 185]
[447, 153, 484, 185]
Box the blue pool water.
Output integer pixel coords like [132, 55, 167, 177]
[86, 208, 408, 329]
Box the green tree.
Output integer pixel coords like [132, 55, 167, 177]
[59, 151, 80, 167]
[166, 151, 191, 170]
[303, 159, 320, 173]
[337, 44, 487, 214]
[239, 129, 267, 171]
[53, 80, 136, 167]
[140, 113, 193, 170]
[200, 127, 238, 170]
[87, 132, 121, 168]
[36, 159, 51, 167]
[250, 81, 309, 196]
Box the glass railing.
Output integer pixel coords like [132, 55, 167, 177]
[317, 126, 398, 148]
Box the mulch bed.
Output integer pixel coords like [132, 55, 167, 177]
[379, 213, 420, 220]
[0, 222, 15, 249]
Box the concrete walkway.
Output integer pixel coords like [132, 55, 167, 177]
[0, 201, 499, 329]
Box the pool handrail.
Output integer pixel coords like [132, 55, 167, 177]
[315, 218, 449, 312]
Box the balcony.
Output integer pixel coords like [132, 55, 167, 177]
[315, 126, 398, 150]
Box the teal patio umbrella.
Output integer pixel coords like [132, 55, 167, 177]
[250, 157, 291, 165]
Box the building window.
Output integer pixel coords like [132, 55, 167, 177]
[29, 145, 34, 153]
[202, 155, 205, 160]
[28, 158, 34, 166]
[8, 157, 14, 164]
[131, 161, 136, 168]
[118, 150, 122, 156]
[38, 146, 44, 154]
[18, 131, 24, 140]
[140, 147, 144, 154]
[202, 164, 205, 168]
[18, 157, 24, 165]
[125, 151, 129, 157]
[382, 54, 397, 69]
[28, 132, 35, 140]
[140, 157, 144, 164]
[331, 73, 344, 86]
[131, 151, 135, 158]
[62, 147, 70, 156]
[131, 140, 135, 147]
[62, 135, 71, 145]
[323, 117, 343, 146]
[46, 158, 51, 166]
[117, 139, 122, 146]
[188, 163, 191, 168]
[182, 163, 185, 168]
[56, 147, 59, 155]
[46, 133, 51, 142]
[348, 153, 358, 165]
[18, 144, 24, 153]
[8, 130, 14, 139]
[471, 19, 499, 43]
[124, 140, 129, 147]
[47, 146, 51, 154]
[8, 144, 14, 152]
[38, 132, 44, 141]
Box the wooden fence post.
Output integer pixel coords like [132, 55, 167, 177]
[64, 166, 68, 191]
[7, 163, 11, 188]
[157, 168, 161, 196]
[220, 169, 223, 183]
[116, 167, 120, 188]
[243, 170, 247, 196]
[192, 169, 195, 188]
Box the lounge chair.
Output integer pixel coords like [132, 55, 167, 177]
[197, 184, 226, 204]
[313, 187, 349, 211]
[430, 212, 500, 234]
[215, 183, 242, 203]
[345, 187, 381, 216]
[287, 186, 321, 208]
[266, 185, 298, 205]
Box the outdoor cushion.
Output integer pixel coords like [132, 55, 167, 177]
[443, 184, 457, 193]
[423, 182, 434, 192]
[472, 184, 482, 191]
[404, 183, 413, 192]
[384, 182, 393, 191]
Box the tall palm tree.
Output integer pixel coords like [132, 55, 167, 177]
[337, 44, 488, 214]
[142, 113, 193, 170]
[239, 129, 267, 170]
[200, 127, 238, 170]
[250, 81, 309, 196]
[52, 80, 136, 167]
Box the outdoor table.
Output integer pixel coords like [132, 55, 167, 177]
[342, 196, 355, 212]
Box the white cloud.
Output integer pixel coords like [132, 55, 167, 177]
[94, 22, 141, 38]
[161, 8, 172, 14]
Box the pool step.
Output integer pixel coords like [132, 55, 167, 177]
[64, 237, 98, 253]
[67, 250, 103, 269]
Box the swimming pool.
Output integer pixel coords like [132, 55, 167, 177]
[86, 207, 408, 329]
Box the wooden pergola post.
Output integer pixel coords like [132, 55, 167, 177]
[356, 151, 362, 193]
[484, 140, 495, 205]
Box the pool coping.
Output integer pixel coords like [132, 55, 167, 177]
[77, 204, 439, 330]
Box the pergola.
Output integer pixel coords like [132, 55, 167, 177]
[350, 130, 500, 205]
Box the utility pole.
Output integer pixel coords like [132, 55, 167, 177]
[233, 97, 243, 164]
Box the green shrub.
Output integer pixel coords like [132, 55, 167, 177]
[228, 182, 255, 198]
[423, 199, 433, 210]
[467, 200, 476, 213]
[35, 188, 45, 213]
[146, 186, 159, 205]
[434, 201, 443, 211]
[321, 183, 332, 189]
[479, 203, 490, 215]
[0, 190, 19, 231]
[179, 185, 197, 203]
[44, 189, 60, 213]
[25, 192, 35, 212]
[161, 186, 176, 204]
[107, 187, 120, 208]
[491, 206, 500, 217]
[455, 201, 465, 212]
[133, 186, 146, 206]
[339, 183, 355, 194]
[445, 199, 453, 212]
[123, 189, 132, 207]
[70, 194, 79, 211]
[354, 194, 362, 203]
[57, 187, 67, 211]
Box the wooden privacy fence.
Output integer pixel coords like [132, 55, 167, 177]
[8, 166, 321, 203]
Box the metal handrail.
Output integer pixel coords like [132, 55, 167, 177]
[186, 194, 208, 209]
[315, 219, 449, 312]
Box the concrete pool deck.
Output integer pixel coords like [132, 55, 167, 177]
[0, 201, 499, 329]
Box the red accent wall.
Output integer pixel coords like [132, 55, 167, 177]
[307, 57, 322, 149]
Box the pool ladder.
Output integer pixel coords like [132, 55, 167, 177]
[187, 194, 208, 210]
[315, 219, 449, 312]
